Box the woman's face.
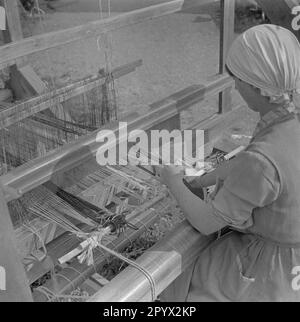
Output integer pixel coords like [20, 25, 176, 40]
[226, 65, 260, 111]
[234, 78, 260, 112]
[226, 65, 275, 115]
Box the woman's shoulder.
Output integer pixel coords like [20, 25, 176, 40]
[251, 114, 300, 151]
[235, 149, 277, 174]
[232, 149, 280, 191]
[247, 116, 300, 174]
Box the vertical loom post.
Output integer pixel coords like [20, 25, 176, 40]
[0, 183, 33, 301]
[0, 0, 31, 99]
[0, 1, 34, 301]
[218, 0, 235, 114]
[1, 0, 23, 42]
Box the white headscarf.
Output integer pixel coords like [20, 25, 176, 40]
[226, 24, 300, 111]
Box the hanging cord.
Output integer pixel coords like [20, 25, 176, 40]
[34, 0, 56, 89]
[0, 132, 8, 175]
[30, 0, 45, 17]
[97, 0, 118, 122]
[35, 0, 74, 142]
[22, 222, 47, 257]
[26, 187, 91, 236]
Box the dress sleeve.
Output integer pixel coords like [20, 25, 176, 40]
[210, 150, 281, 230]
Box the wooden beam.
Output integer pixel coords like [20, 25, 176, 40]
[88, 220, 214, 302]
[184, 104, 245, 157]
[0, 184, 33, 301]
[47, 0, 219, 13]
[219, 0, 235, 70]
[0, 0, 23, 42]
[0, 0, 28, 100]
[16, 65, 48, 96]
[0, 59, 143, 128]
[218, 0, 235, 113]
[150, 74, 234, 113]
[0, 0, 185, 70]
[192, 104, 245, 145]
[8, 65, 47, 100]
[90, 273, 109, 287]
[1, 74, 233, 201]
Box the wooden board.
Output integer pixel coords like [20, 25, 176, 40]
[218, 0, 235, 114]
[17, 65, 48, 96]
[8, 65, 48, 100]
[1, 0, 23, 42]
[190, 104, 245, 145]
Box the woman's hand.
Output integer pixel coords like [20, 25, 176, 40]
[196, 158, 236, 188]
[155, 165, 226, 235]
[154, 165, 185, 187]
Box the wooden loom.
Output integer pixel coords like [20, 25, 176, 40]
[0, 0, 243, 302]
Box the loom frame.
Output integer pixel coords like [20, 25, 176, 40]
[0, 0, 239, 302]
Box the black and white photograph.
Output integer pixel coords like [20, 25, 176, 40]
[0, 0, 300, 306]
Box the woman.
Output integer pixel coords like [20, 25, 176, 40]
[159, 24, 300, 302]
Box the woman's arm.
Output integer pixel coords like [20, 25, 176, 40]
[189, 157, 238, 188]
[159, 167, 227, 235]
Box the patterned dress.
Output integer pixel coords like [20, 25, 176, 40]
[161, 107, 300, 302]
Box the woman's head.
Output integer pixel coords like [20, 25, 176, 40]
[226, 24, 300, 115]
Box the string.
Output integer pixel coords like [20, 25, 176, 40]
[26, 187, 90, 235]
[22, 222, 47, 259]
[35, 0, 56, 89]
[97, 0, 118, 122]
[95, 242, 157, 302]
